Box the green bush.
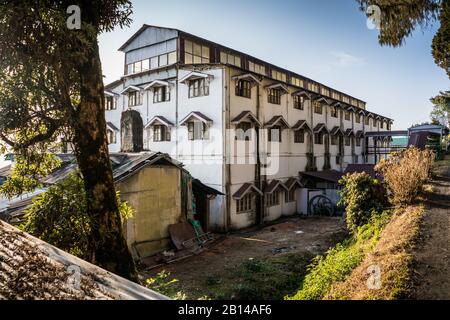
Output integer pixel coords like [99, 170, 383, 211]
[20, 172, 133, 259]
[287, 212, 390, 300]
[338, 172, 388, 233]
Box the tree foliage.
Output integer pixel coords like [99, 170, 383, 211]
[338, 172, 388, 233]
[430, 90, 450, 125]
[432, 0, 450, 77]
[20, 172, 133, 260]
[0, 1, 138, 280]
[356, 0, 448, 77]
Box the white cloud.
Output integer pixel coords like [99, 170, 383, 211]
[330, 51, 366, 67]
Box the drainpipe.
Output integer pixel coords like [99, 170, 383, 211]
[225, 67, 231, 232]
[256, 82, 264, 226]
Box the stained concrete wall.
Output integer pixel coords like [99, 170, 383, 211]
[117, 165, 183, 259]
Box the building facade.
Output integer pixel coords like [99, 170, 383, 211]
[104, 25, 392, 231]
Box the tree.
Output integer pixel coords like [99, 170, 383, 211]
[0, 1, 138, 281]
[430, 91, 450, 126]
[357, 0, 449, 77]
[21, 172, 133, 261]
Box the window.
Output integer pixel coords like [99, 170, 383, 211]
[236, 80, 251, 98]
[293, 95, 306, 110]
[128, 91, 142, 107]
[248, 61, 266, 75]
[153, 125, 171, 142]
[336, 156, 341, 165]
[321, 87, 330, 97]
[188, 121, 209, 140]
[345, 136, 351, 146]
[356, 138, 361, 147]
[354, 155, 359, 164]
[380, 121, 384, 129]
[285, 188, 296, 203]
[314, 132, 323, 145]
[105, 96, 117, 110]
[387, 122, 391, 130]
[236, 194, 254, 213]
[268, 126, 282, 142]
[313, 101, 323, 114]
[373, 119, 378, 127]
[294, 129, 305, 143]
[268, 88, 281, 104]
[107, 129, 116, 144]
[126, 52, 176, 75]
[344, 111, 351, 121]
[220, 51, 241, 68]
[184, 40, 210, 64]
[356, 113, 361, 123]
[291, 77, 304, 88]
[330, 106, 338, 118]
[153, 86, 170, 103]
[265, 191, 280, 207]
[235, 122, 252, 141]
[365, 116, 370, 125]
[332, 92, 340, 100]
[308, 82, 319, 93]
[272, 70, 287, 82]
[188, 78, 209, 98]
[331, 135, 337, 145]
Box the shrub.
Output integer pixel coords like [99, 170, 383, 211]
[375, 147, 434, 206]
[338, 172, 388, 233]
[20, 172, 133, 259]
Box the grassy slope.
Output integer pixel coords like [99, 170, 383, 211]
[325, 206, 424, 300]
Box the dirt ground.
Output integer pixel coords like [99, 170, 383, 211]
[410, 156, 450, 300]
[140, 216, 347, 299]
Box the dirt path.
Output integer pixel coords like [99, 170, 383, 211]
[140, 217, 346, 299]
[410, 157, 450, 300]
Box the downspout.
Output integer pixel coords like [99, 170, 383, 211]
[224, 67, 231, 232]
[256, 82, 264, 226]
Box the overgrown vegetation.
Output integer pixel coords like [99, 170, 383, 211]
[325, 206, 424, 300]
[20, 172, 133, 260]
[375, 147, 435, 206]
[286, 212, 391, 300]
[289, 147, 435, 300]
[146, 253, 316, 300]
[338, 172, 388, 233]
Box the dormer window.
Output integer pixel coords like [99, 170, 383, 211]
[107, 129, 117, 144]
[293, 95, 306, 110]
[188, 121, 209, 140]
[128, 91, 142, 107]
[330, 106, 338, 118]
[235, 122, 253, 141]
[356, 113, 361, 123]
[268, 125, 282, 142]
[188, 78, 209, 98]
[344, 110, 351, 121]
[144, 115, 174, 143]
[236, 80, 252, 98]
[105, 95, 117, 110]
[268, 88, 281, 104]
[153, 125, 171, 142]
[365, 116, 370, 125]
[153, 86, 170, 103]
[180, 111, 213, 141]
[313, 101, 323, 114]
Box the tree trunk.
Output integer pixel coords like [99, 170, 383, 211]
[72, 37, 138, 282]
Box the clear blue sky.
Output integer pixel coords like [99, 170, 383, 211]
[98, 0, 449, 130]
